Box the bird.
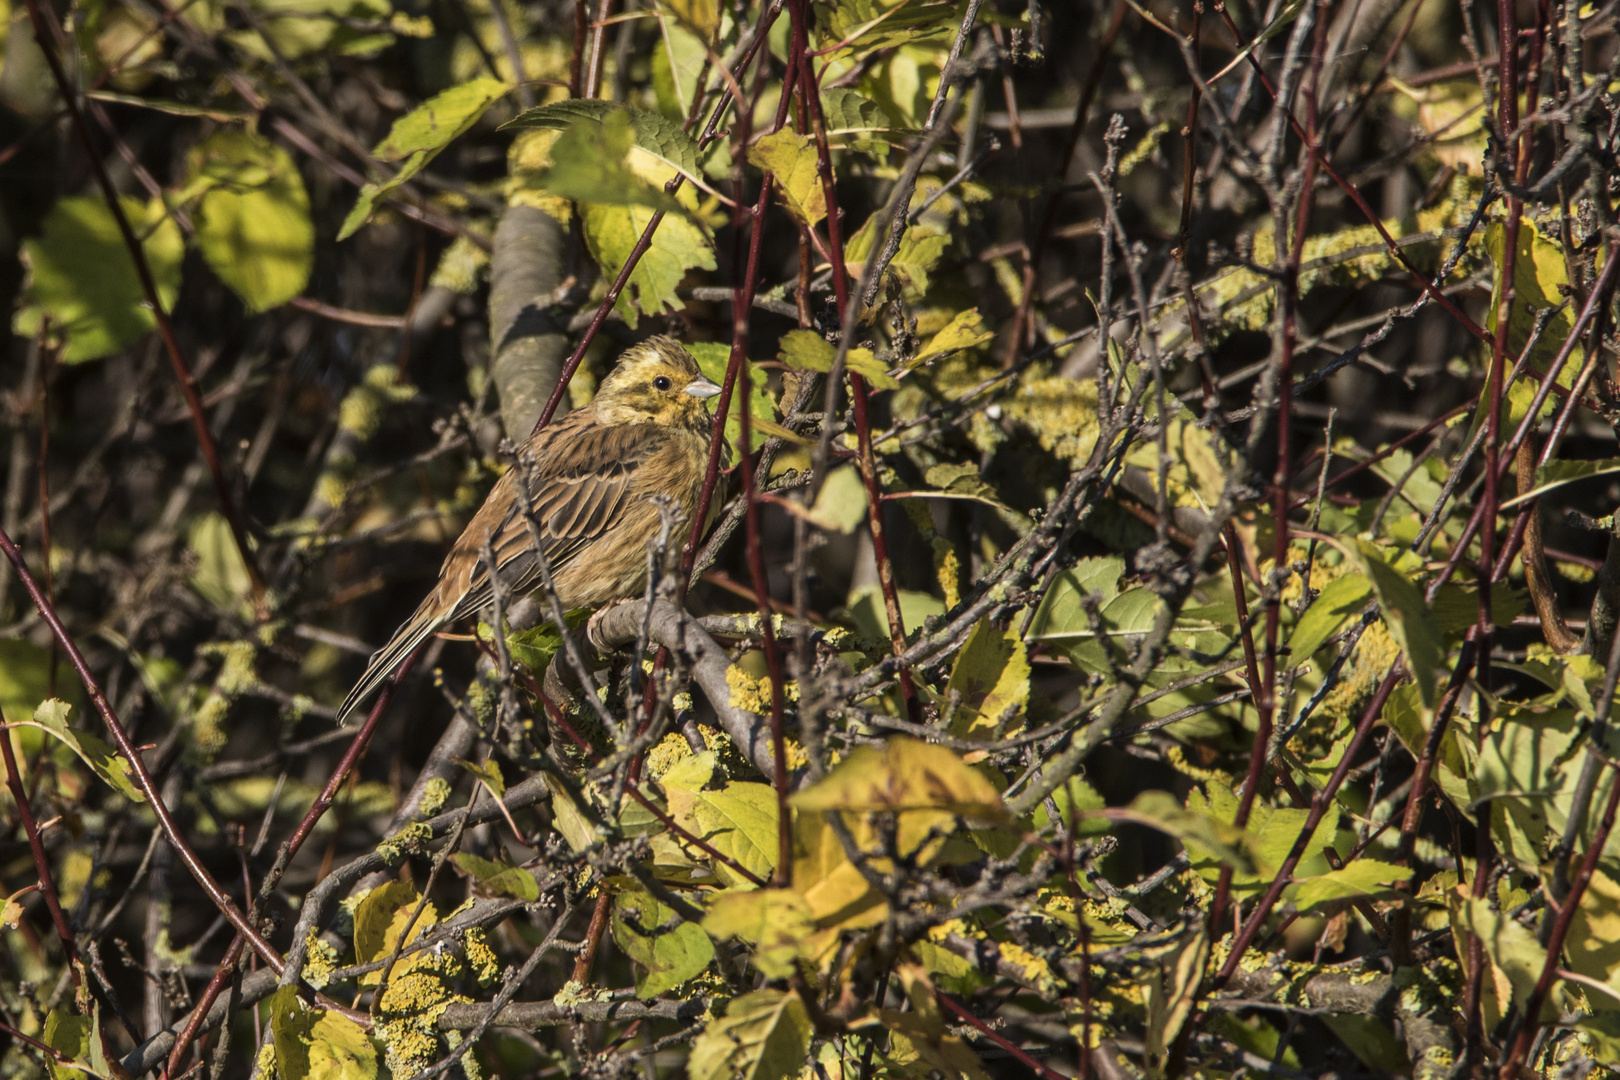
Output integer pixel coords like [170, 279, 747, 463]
[334, 335, 724, 724]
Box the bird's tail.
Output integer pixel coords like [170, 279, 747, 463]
[334, 600, 446, 724]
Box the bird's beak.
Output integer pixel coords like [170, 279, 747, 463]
[685, 376, 722, 399]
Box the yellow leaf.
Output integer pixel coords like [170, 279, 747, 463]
[688, 990, 812, 1080]
[703, 889, 816, 977]
[1569, 866, 1620, 1007]
[790, 737, 1009, 822]
[352, 880, 437, 986]
[944, 620, 1029, 740]
[806, 466, 868, 534]
[914, 308, 994, 365]
[659, 0, 719, 38]
[267, 986, 379, 1080]
[748, 129, 826, 227]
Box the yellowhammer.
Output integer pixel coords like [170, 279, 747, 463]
[335, 335, 722, 723]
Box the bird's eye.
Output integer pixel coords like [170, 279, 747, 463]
[654, 376, 672, 391]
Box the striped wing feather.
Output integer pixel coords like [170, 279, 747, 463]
[334, 413, 677, 723]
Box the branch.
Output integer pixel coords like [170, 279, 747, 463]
[576, 598, 777, 781]
[489, 205, 574, 439]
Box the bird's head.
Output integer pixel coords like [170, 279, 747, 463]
[593, 336, 721, 432]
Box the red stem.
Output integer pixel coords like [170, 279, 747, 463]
[791, 0, 919, 722]
[163, 648, 417, 1073]
[1213, 665, 1401, 985]
[531, 0, 785, 439]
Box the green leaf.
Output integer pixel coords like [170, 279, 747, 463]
[503, 98, 706, 187]
[844, 212, 949, 300]
[187, 129, 312, 313]
[450, 853, 540, 901]
[583, 201, 716, 327]
[375, 77, 510, 161]
[1486, 218, 1586, 393]
[820, 87, 914, 153]
[662, 754, 781, 885]
[777, 329, 898, 389]
[847, 583, 945, 640]
[1288, 574, 1373, 661]
[19, 700, 144, 803]
[651, 15, 707, 120]
[43, 1005, 110, 1080]
[1501, 457, 1620, 510]
[1026, 556, 1126, 641]
[16, 195, 183, 363]
[1321, 1015, 1411, 1077]
[542, 772, 603, 853]
[1354, 540, 1443, 705]
[456, 755, 507, 798]
[915, 462, 1015, 514]
[914, 308, 994, 365]
[1209, 0, 1308, 80]
[339, 77, 509, 240]
[687, 343, 797, 451]
[536, 109, 683, 212]
[85, 90, 253, 122]
[224, 0, 394, 62]
[1288, 859, 1408, 910]
[610, 881, 714, 997]
[1032, 776, 1110, 838]
[748, 129, 825, 226]
[805, 466, 868, 534]
[944, 619, 1029, 739]
[501, 609, 588, 673]
[188, 511, 251, 612]
[815, 0, 958, 53]
[1455, 895, 1555, 1017]
[660, 0, 721, 39]
[267, 985, 379, 1080]
[702, 889, 815, 977]
[688, 989, 813, 1080]
[791, 737, 1009, 822]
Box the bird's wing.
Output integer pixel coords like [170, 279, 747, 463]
[451, 417, 670, 618]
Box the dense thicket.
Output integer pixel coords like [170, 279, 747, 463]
[2, 0, 1619, 1076]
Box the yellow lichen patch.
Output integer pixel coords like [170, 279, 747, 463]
[417, 777, 452, 819]
[996, 940, 1058, 996]
[1318, 621, 1402, 723]
[338, 365, 414, 443]
[1167, 173, 1485, 349]
[191, 639, 259, 761]
[725, 666, 798, 714]
[644, 731, 694, 781]
[999, 376, 1102, 463]
[376, 821, 432, 865]
[302, 933, 340, 991]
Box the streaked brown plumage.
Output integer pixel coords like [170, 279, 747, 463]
[335, 336, 723, 723]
